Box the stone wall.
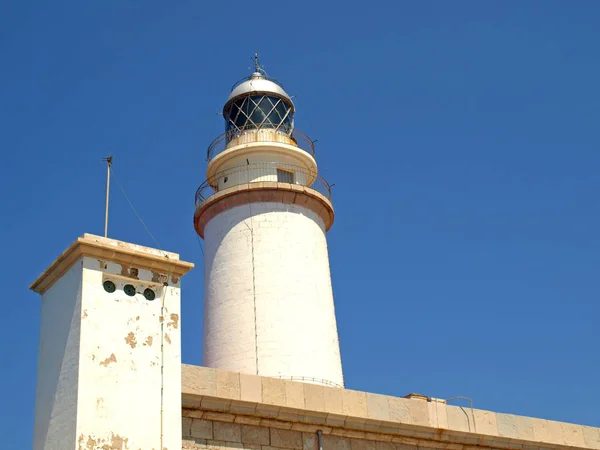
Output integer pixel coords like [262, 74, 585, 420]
[181, 410, 497, 450]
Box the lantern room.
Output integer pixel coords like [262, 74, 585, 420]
[223, 71, 295, 140]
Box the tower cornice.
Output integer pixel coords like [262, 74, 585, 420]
[193, 182, 334, 239]
[30, 233, 194, 294]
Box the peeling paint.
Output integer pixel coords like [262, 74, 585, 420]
[99, 353, 117, 367]
[78, 433, 130, 449]
[136, 316, 140, 321]
[145, 336, 153, 347]
[158, 316, 164, 323]
[120, 264, 139, 280]
[166, 313, 179, 329]
[98, 259, 107, 269]
[151, 271, 168, 284]
[125, 332, 137, 349]
[164, 333, 171, 345]
[82, 309, 88, 319]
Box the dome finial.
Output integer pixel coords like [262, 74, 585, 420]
[252, 52, 267, 76]
[253, 52, 261, 72]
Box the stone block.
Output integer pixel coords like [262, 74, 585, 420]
[514, 415, 535, 441]
[278, 410, 305, 422]
[326, 413, 346, 427]
[375, 442, 394, 450]
[204, 412, 236, 423]
[350, 438, 377, 450]
[262, 377, 287, 406]
[582, 426, 600, 449]
[323, 386, 344, 415]
[183, 392, 203, 408]
[285, 380, 305, 409]
[235, 416, 262, 426]
[191, 419, 214, 439]
[533, 418, 564, 444]
[304, 383, 326, 411]
[255, 403, 281, 418]
[230, 400, 257, 415]
[214, 422, 242, 442]
[303, 432, 317, 450]
[323, 435, 351, 450]
[330, 429, 365, 439]
[366, 393, 390, 422]
[406, 397, 429, 427]
[216, 370, 241, 400]
[292, 423, 320, 433]
[240, 373, 262, 403]
[184, 365, 217, 396]
[271, 428, 303, 449]
[241, 425, 270, 446]
[446, 405, 473, 432]
[562, 422, 586, 447]
[183, 417, 193, 437]
[202, 396, 232, 412]
[361, 420, 383, 433]
[261, 418, 293, 430]
[473, 409, 498, 436]
[342, 389, 368, 418]
[387, 397, 410, 424]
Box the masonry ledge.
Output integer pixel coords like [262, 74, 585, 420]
[182, 364, 600, 450]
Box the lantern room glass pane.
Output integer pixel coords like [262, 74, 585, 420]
[225, 95, 294, 138]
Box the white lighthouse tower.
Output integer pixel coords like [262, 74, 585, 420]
[194, 57, 344, 388]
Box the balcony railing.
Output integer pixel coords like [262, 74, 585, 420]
[195, 162, 331, 208]
[207, 128, 315, 162]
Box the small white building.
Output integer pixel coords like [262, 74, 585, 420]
[30, 62, 600, 450]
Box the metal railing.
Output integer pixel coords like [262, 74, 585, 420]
[207, 127, 315, 162]
[274, 375, 344, 389]
[195, 162, 331, 208]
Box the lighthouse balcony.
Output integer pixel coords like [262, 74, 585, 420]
[195, 161, 331, 208]
[207, 127, 315, 163]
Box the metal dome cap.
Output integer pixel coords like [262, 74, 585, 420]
[226, 72, 294, 109]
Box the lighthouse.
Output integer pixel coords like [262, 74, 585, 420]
[194, 57, 344, 388]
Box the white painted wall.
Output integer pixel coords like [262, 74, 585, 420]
[34, 262, 82, 450]
[203, 202, 344, 387]
[34, 254, 183, 449]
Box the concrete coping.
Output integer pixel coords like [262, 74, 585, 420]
[194, 182, 335, 238]
[181, 364, 600, 450]
[30, 233, 194, 294]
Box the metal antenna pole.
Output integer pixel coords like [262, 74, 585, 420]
[103, 156, 113, 237]
[254, 52, 260, 72]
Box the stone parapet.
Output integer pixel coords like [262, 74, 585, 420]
[182, 364, 600, 450]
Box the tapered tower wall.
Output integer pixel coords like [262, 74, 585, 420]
[202, 202, 344, 387]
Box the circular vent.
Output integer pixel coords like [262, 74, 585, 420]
[123, 284, 136, 297]
[143, 288, 156, 301]
[103, 280, 116, 293]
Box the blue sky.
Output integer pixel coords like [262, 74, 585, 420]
[1, 1, 599, 446]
